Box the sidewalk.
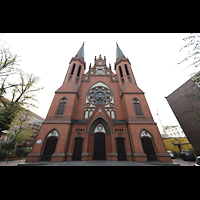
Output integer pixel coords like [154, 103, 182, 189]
[17, 160, 180, 166]
[0, 159, 26, 166]
[172, 158, 195, 166]
[2, 159, 188, 166]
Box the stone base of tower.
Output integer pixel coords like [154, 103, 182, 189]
[133, 152, 148, 162]
[26, 153, 41, 162]
[156, 153, 172, 162]
[51, 153, 66, 162]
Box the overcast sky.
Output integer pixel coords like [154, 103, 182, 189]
[2, 33, 197, 133]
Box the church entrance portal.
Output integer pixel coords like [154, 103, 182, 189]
[93, 133, 106, 160]
[141, 137, 157, 161]
[41, 137, 58, 161]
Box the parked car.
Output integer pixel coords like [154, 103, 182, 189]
[167, 151, 175, 159]
[181, 150, 196, 161]
[194, 156, 200, 166]
[180, 150, 188, 157]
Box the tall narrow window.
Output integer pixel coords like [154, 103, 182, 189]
[124, 64, 129, 75]
[119, 66, 124, 84]
[57, 98, 67, 115]
[77, 65, 81, 77]
[133, 98, 142, 116]
[119, 66, 123, 77]
[68, 63, 76, 81]
[71, 63, 76, 75]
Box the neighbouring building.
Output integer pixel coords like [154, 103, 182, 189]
[26, 43, 171, 163]
[166, 76, 200, 156]
[0, 97, 44, 147]
[162, 125, 186, 138]
[163, 137, 196, 157]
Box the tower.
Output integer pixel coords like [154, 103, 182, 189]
[115, 43, 170, 162]
[26, 43, 86, 162]
[26, 43, 171, 163]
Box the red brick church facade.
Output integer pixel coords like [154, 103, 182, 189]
[26, 43, 171, 162]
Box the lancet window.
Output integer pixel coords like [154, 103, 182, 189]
[57, 98, 67, 115]
[133, 98, 142, 116]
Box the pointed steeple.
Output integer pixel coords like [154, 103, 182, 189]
[116, 43, 125, 61]
[76, 42, 85, 61]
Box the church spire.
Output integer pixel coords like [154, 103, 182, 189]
[116, 43, 125, 61]
[76, 42, 85, 61]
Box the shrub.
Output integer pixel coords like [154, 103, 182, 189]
[15, 148, 25, 158]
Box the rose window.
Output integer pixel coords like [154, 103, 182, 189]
[88, 86, 112, 106]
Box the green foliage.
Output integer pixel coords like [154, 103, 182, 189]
[8, 110, 35, 143]
[15, 147, 25, 158]
[1, 141, 16, 152]
[0, 102, 22, 130]
[0, 150, 8, 160]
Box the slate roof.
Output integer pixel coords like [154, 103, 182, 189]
[116, 43, 125, 61]
[76, 43, 85, 61]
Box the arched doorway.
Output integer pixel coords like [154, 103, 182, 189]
[72, 138, 83, 161]
[116, 138, 127, 161]
[88, 117, 111, 160]
[141, 130, 157, 161]
[41, 130, 58, 161]
[42, 137, 58, 161]
[93, 132, 106, 160]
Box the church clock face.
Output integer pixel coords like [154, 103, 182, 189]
[88, 86, 112, 106]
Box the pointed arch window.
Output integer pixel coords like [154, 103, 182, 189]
[119, 66, 125, 84]
[133, 98, 142, 116]
[77, 65, 81, 77]
[119, 66, 123, 77]
[125, 64, 131, 82]
[124, 64, 129, 76]
[75, 65, 82, 84]
[71, 63, 76, 75]
[68, 64, 76, 81]
[57, 98, 67, 115]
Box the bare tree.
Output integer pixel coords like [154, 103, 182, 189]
[0, 72, 43, 131]
[177, 33, 200, 124]
[178, 33, 200, 70]
[0, 38, 43, 132]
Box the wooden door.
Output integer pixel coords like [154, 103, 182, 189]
[116, 138, 127, 161]
[72, 138, 83, 161]
[141, 137, 157, 161]
[93, 133, 105, 160]
[42, 137, 58, 161]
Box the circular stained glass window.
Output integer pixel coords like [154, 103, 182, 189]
[95, 92, 104, 99]
[88, 86, 112, 106]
